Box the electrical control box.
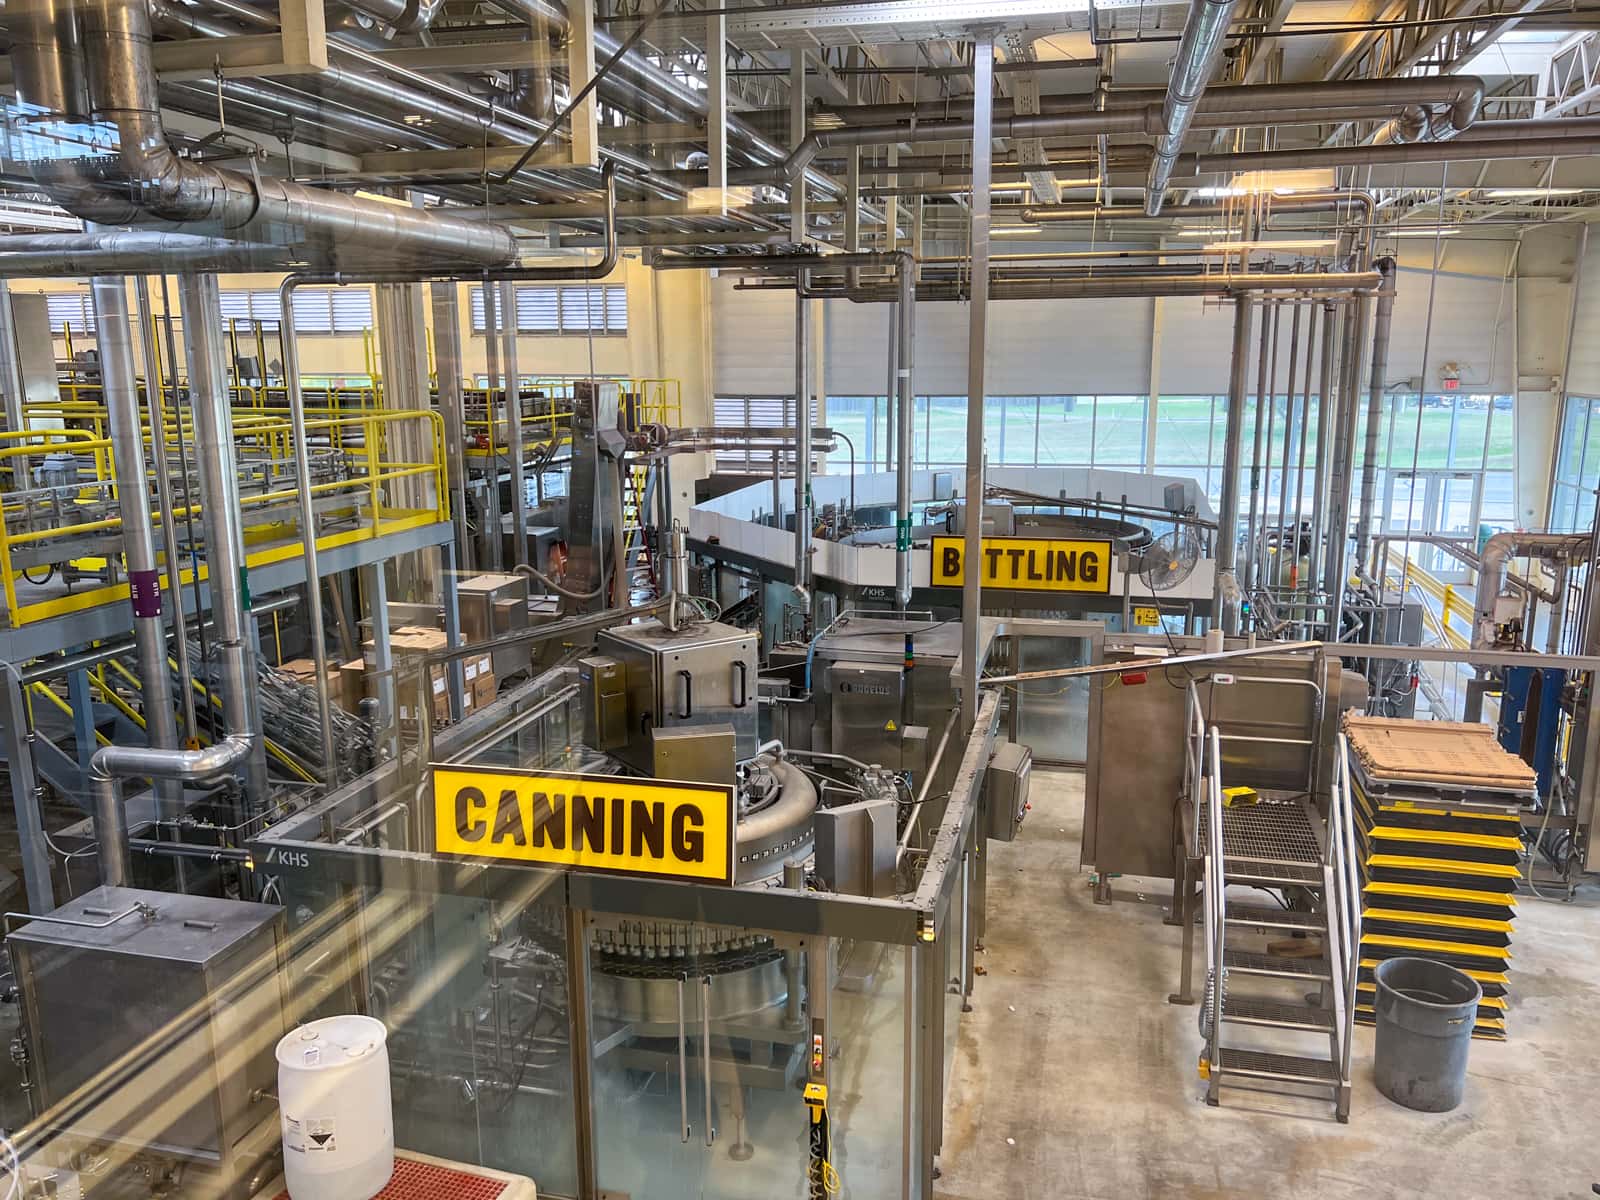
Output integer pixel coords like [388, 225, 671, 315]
[650, 724, 737, 787]
[829, 660, 907, 770]
[983, 740, 1033, 842]
[458, 573, 531, 679]
[579, 654, 628, 751]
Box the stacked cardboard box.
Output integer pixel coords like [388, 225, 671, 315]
[1343, 715, 1535, 1041]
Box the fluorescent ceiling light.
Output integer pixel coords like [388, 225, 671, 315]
[1226, 168, 1338, 195]
[1204, 239, 1337, 251]
[1387, 227, 1460, 237]
[993, 226, 1043, 236]
[1192, 186, 1246, 198]
[731, 0, 1090, 32]
[1174, 228, 1242, 238]
[1482, 187, 1586, 198]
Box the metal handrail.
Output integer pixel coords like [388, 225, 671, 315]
[1185, 680, 1206, 851]
[1321, 732, 1359, 1089]
[1205, 726, 1227, 1071]
[1335, 732, 1361, 1084]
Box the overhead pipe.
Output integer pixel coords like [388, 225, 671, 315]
[339, 0, 444, 32]
[1146, 0, 1243, 215]
[1353, 258, 1397, 569]
[93, 276, 182, 819]
[90, 736, 252, 887]
[1473, 532, 1593, 648]
[1021, 191, 1376, 226]
[0, 231, 294, 277]
[1370, 77, 1483, 145]
[11, 0, 520, 267]
[1178, 134, 1600, 176]
[768, 270, 1383, 302]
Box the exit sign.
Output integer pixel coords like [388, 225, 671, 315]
[1442, 378, 1459, 391]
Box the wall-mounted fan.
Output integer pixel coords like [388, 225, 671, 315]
[1139, 528, 1201, 592]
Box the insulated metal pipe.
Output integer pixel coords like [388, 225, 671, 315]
[501, 280, 530, 569]
[1181, 134, 1600, 176]
[1290, 304, 1319, 599]
[182, 274, 272, 811]
[131, 275, 197, 745]
[1244, 300, 1276, 595]
[1354, 259, 1397, 569]
[882, 299, 899, 473]
[15, 0, 520, 266]
[894, 264, 917, 611]
[278, 276, 337, 782]
[1147, 0, 1243, 214]
[1307, 300, 1338, 607]
[794, 277, 813, 621]
[1274, 302, 1303, 585]
[1326, 293, 1370, 637]
[90, 735, 251, 887]
[0, 232, 294, 276]
[429, 282, 473, 572]
[94, 276, 182, 809]
[962, 36, 995, 730]
[1217, 295, 1253, 633]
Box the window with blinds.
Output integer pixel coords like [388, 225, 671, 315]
[45, 291, 95, 334]
[712, 395, 801, 472]
[470, 284, 627, 335]
[212, 286, 373, 334]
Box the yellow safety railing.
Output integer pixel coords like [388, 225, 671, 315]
[0, 408, 447, 627]
[30, 679, 111, 748]
[1377, 545, 1471, 651]
[0, 429, 112, 490]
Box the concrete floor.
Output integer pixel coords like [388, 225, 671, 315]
[936, 769, 1600, 1200]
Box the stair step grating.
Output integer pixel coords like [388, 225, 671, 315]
[1216, 1048, 1340, 1085]
[1221, 997, 1335, 1031]
[1224, 949, 1332, 981]
[1225, 904, 1323, 931]
[1225, 858, 1324, 886]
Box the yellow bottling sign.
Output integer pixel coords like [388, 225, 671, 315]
[433, 765, 736, 885]
[930, 535, 1113, 595]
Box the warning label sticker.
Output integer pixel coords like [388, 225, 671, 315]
[283, 1116, 337, 1154]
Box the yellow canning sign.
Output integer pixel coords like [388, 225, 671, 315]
[930, 535, 1112, 595]
[433, 765, 736, 885]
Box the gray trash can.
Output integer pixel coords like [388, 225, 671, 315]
[1373, 956, 1481, 1113]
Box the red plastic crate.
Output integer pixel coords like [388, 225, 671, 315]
[272, 1157, 510, 1200]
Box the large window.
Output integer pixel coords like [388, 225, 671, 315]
[470, 284, 627, 335]
[1553, 394, 1600, 532]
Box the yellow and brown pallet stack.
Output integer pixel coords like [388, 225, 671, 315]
[1342, 715, 1536, 1042]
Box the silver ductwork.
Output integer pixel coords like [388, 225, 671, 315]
[1146, 0, 1242, 216]
[9, 0, 520, 266]
[340, 0, 443, 32]
[0, 231, 293, 276]
[90, 736, 253, 887]
[1370, 78, 1483, 144]
[1354, 258, 1396, 570]
[1473, 532, 1593, 649]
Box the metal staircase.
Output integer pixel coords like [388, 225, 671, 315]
[1188, 683, 1360, 1121]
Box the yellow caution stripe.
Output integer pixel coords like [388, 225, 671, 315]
[1369, 854, 1523, 880]
[1361, 933, 1510, 961]
[1369, 825, 1522, 851]
[1363, 880, 1518, 908]
[1362, 907, 1513, 934]
[1359, 957, 1510, 986]
[1356, 982, 1507, 1011]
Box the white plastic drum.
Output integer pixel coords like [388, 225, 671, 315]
[276, 1016, 395, 1200]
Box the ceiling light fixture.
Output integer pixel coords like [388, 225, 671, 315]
[1386, 227, 1461, 237]
[1482, 187, 1586, 198]
[1174, 228, 1243, 238]
[1204, 239, 1337, 251]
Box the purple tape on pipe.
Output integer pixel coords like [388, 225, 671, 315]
[129, 568, 162, 619]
